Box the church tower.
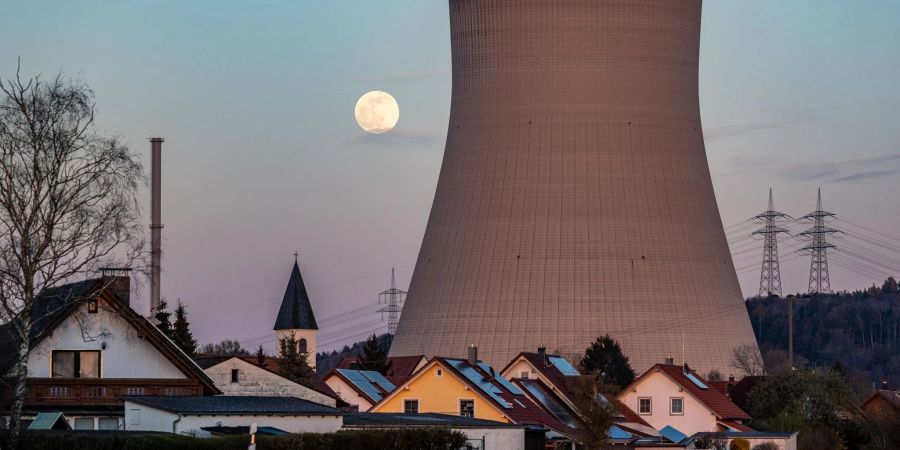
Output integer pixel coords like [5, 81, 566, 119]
[273, 257, 318, 368]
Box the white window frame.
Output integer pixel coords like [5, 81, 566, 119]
[638, 397, 652, 415]
[670, 397, 684, 415]
[459, 398, 475, 417]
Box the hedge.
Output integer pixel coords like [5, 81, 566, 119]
[20, 428, 470, 450]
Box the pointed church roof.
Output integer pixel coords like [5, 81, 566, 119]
[273, 260, 318, 330]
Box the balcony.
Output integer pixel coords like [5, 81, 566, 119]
[22, 378, 204, 406]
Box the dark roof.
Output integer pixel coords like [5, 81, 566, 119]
[0, 278, 219, 395]
[123, 396, 341, 415]
[273, 261, 318, 330]
[336, 355, 426, 379]
[634, 364, 751, 421]
[201, 426, 288, 436]
[861, 390, 900, 411]
[344, 412, 522, 428]
[326, 369, 397, 404]
[728, 376, 764, 413]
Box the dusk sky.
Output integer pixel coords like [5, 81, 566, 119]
[3, 0, 899, 353]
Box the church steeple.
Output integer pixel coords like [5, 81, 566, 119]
[273, 259, 318, 331]
[273, 257, 318, 368]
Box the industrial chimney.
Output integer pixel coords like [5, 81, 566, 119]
[150, 138, 164, 316]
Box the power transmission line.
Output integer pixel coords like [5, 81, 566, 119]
[796, 188, 840, 294]
[749, 188, 792, 297]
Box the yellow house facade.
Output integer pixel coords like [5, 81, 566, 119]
[371, 359, 510, 423]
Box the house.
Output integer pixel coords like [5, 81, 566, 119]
[195, 354, 337, 406]
[501, 348, 655, 440]
[708, 375, 764, 415]
[343, 412, 529, 450]
[122, 395, 343, 436]
[273, 258, 319, 368]
[860, 389, 900, 421]
[618, 362, 752, 437]
[370, 347, 576, 445]
[323, 368, 397, 411]
[0, 275, 219, 431]
[335, 354, 427, 386]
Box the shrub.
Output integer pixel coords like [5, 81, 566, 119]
[751, 443, 779, 450]
[20, 428, 469, 450]
[729, 438, 750, 450]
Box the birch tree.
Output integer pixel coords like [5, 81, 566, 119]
[0, 63, 143, 448]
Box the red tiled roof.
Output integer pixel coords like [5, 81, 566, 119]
[507, 351, 650, 429]
[431, 357, 576, 438]
[729, 376, 764, 413]
[718, 420, 755, 432]
[708, 381, 732, 396]
[861, 390, 900, 411]
[652, 364, 751, 421]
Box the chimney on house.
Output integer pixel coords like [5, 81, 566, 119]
[537, 345, 547, 365]
[729, 374, 735, 382]
[664, 356, 674, 365]
[100, 268, 131, 307]
[882, 381, 890, 390]
[467, 345, 478, 366]
[150, 138, 164, 317]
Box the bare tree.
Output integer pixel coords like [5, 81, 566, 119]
[731, 344, 766, 377]
[0, 62, 143, 448]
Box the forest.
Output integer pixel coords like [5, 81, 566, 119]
[746, 276, 900, 393]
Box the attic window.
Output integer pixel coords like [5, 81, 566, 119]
[87, 299, 98, 313]
[435, 368, 443, 377]
[231, 369, 239, 384]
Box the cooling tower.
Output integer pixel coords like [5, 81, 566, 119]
[391, 0, 760, 374]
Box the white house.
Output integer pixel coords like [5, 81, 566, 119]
[618, 362, 752, 437]
[123, 396, 343, 436]
[196, 355, 336, 406]
[0, 275, 219, 431]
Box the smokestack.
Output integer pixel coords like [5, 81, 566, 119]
[467, 345, 478, 366]
[150, 138, 164, 316]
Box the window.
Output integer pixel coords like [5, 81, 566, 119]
[460, 399, 475, 417]
[73, 418, 94, 430]
[520, 371, 529, 379]
[87, 299, 98, 313]
[98, 417, 119, 430]
[51, 351, 100, 378]
[231, 369, 239, 383]
[638, 397, 652, 415]
[298, 338, 308, 353]
[670, 397, 684, 415]
[435, 368, 442, 377]
[403, 399, 419, 414]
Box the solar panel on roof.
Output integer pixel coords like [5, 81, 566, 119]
[659, 425, 687, 443]
[608, 425, 633, 440]
[445, 359, 511, 409]
[477, 361, 524, 395]
[338, 369, 383, 401]
[519, 379, 578, 427]
[548, 356, 580, 376]
[684, 371, 709, 390]
[360, 370, 396, 392]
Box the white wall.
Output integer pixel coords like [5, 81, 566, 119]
[204, 358, 335, 406]
[460, 427, 524, 450]
[27, 300, 185, 379]
[325, 375, 374, 411]
[618, 370, 719, 436]
[123, 401, 343, 436]
[275, 329, 316, 368]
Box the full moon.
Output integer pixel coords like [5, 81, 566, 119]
[354, 91, 399, 134]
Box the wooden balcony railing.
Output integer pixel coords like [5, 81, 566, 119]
[22, 378, 204, 406]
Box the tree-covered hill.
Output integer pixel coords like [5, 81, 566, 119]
[315, 333, 392, 376]
[746, 276, 900, 393]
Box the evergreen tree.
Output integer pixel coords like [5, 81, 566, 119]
[580, 335, 636, 389]
[153, 299, 174, 340]
[255, 344, 266, 367]
[172, 300, 198, 357]
[356, 334, 392, 374]
[278, 332, 315, 387]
